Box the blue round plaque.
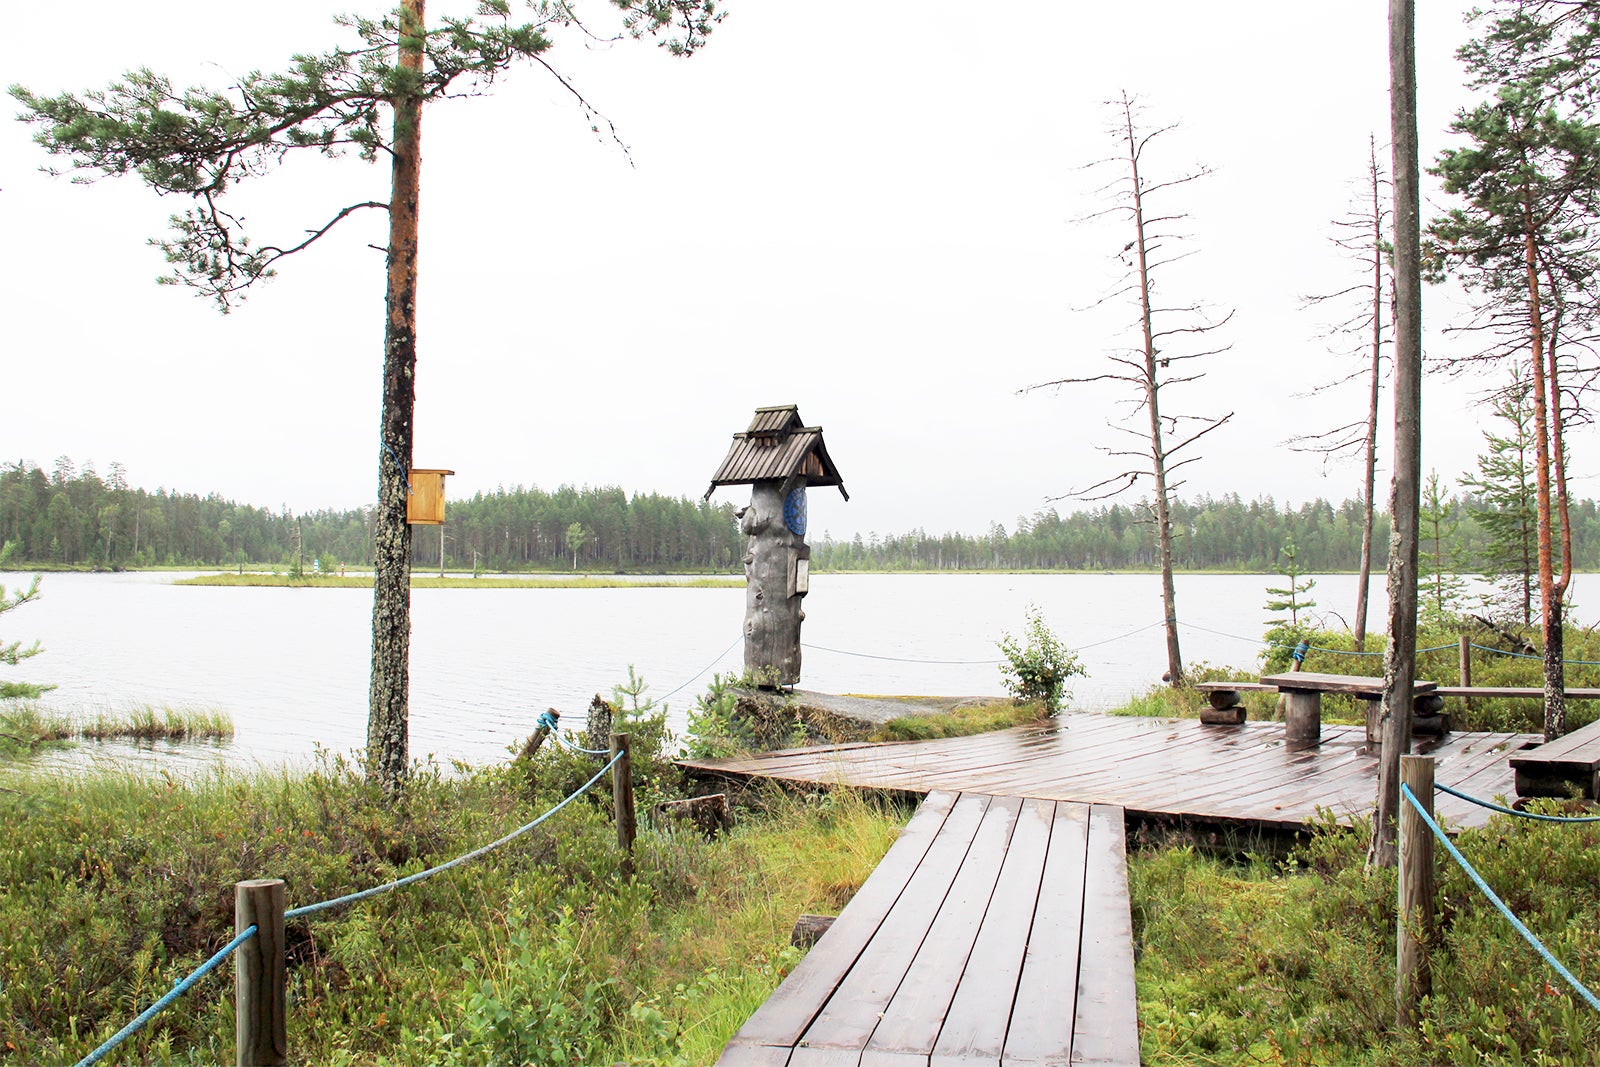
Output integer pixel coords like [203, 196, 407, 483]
[783, 485, 808, 537]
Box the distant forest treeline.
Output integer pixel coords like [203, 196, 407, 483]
[3, 458, 1598, 574]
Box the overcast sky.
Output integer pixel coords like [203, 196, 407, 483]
[1, 1, 1554, 540]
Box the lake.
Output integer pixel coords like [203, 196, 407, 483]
[3, 570, 1404, 772]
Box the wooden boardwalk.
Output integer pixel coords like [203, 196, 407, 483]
[718, 790, 1139, 1066]
[681, 712, 1538, 831]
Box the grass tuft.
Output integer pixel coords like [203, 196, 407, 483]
[871, 700, 1046, 741]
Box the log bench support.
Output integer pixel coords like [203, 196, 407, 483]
[1193, 682, 1276, 726]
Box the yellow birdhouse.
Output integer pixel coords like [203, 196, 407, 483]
[406, 469, 454, 525]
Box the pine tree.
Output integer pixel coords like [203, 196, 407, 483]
[1426, 0, 1600, 738]
[1418, 471, 1467, 625]
[0, 541, 51, 701]
[1264, 538, 1317, 630]
[11, 1, 721, 792]
[1461, 366, 1544, 628]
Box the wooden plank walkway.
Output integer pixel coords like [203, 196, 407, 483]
[717, 790, 1140, 1066]
[680, 712, 1539, 831]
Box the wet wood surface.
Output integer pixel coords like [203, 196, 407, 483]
[717, 791, 1139, 1066]
[679, 712, 1536, 832]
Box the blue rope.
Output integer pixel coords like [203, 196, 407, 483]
[1309, 643, 1384, 657]
[1292, 640, 1309, 664]
[1070, 620, 1168, 652]
[554, 730, 613, 757]
[659, 633, 745, 703]
[1401, 783, 1600, 1013]
[286, 751, 621, 920]
[805, 619, 1167, 665]
[1436, 781, 1600, 824]
[73, 752, 625, 1063]
[75, 925, 258, 1067]
[802, 643, 1000, 665]
[1469, 641, 1600, 667]
[380, 440, 413, 494]
[536, 709, 560, 733]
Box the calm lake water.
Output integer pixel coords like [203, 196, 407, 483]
[1, 570, 1414, 772]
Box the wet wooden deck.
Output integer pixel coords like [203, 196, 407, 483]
[717, 790, 1139, 1066]
[679, 712, 1538, 832]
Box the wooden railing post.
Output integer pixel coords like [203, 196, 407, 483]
[235, 878, 286, 1066]
[1458, 634, 1474, 716]
[1397, 755, 1435, 1032]
[610, 732, 636, 877]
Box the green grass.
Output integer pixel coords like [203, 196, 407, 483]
[1, 703, 232, 759]
[1131, 812, 1600, 1064]
[77, 704, 234, 742]
[9, 676, 1600, 1065]
[870, 700, 1045, 741]
[0, 703, 75, 758]
[0, 746, 908, 1066]
[175, 574, 742, 590]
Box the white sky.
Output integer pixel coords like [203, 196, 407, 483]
[1, 1, 1555, 540]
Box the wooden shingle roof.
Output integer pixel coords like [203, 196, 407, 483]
[704, 405, 849, 501]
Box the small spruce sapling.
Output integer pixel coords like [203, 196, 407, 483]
[1262, 538, 1321, 673]
[0, 541, 52, 700]
[997, 605, 1085, 714]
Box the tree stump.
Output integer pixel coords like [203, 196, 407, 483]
[790, 914, 837, 949]
[650, 793, 734, 838]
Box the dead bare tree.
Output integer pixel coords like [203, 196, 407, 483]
[1025, 92, 1233, 688]
[1372, 0, 1422, 871]
[1291, 135, 1392, 649]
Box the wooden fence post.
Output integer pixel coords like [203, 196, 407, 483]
[1397, 755, 1435, 1032]
[235, 878, 286, 1067]
[1458, 634, 1473, 716]
[518, 709, 557, 761]
[611, 732, 636, 877]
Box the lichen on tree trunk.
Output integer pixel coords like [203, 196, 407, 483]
[741, 482, 805, 687]
[368, 0, 424, 794]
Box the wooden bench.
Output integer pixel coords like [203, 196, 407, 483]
[716, 790, 1139, 1066]
[1508, 717, 1600, 799]
[1255, 673, 1444, 747]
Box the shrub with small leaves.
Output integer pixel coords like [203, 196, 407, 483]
[997, 605, 1085, 714]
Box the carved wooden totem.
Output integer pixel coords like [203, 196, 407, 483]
[705, 406, 847, 689]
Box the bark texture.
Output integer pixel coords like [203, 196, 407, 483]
[741, 483, 806, 686]
[1123, 103, 1184, 687]
[1374, 0, 1421, 869]
[368, 0, 424, 793]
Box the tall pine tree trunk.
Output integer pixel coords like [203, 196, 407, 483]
[368, 0, 424, 793]
[1523, 221, 1565, 740]
[1373, 0, 1421, 869]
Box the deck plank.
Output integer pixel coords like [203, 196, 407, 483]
[725, 792, 1137, 1067]
[1069, 805, 1141, 1065]
[1001, 801, 1090, 1065]
[791, 793, 998, 1058]
[681, 713, 1538, 831]
[925, 797, 1055, 1064]
[718, 791, 960, 1061]
[860, 796, 1036, 1064]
